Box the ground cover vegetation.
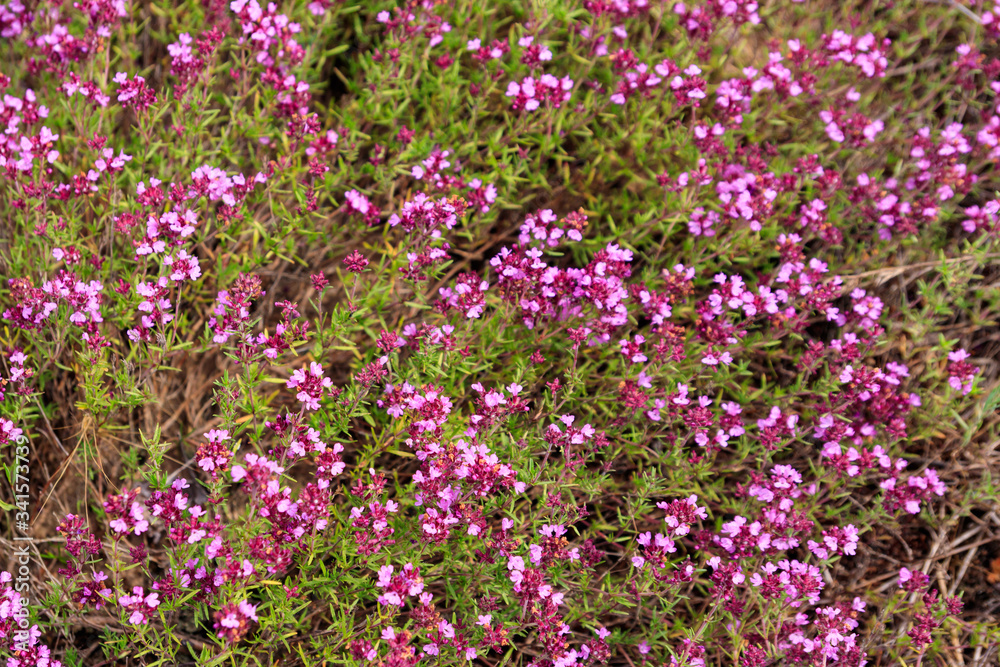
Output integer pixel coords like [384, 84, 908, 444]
[1, 0, 1000, 664]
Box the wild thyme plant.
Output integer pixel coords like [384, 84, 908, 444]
[0, 0, 999, 665]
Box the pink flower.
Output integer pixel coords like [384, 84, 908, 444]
[286, 362, 333, 410]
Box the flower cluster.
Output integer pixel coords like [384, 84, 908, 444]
[286, 361, 333, 411]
